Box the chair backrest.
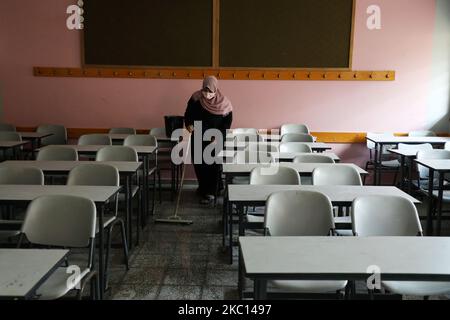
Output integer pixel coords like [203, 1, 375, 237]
[352, 195, 422, 236]
[37, 124, 67, 145]
[0, 123, 16, 132]
[281, 133, 314, 143]
[312, 165, 362, 186]
[0, 132, 21, 142]
[96, 146, 138, 162]
[36, 146, 78, 161]
[445, 142, 450, 151]
[124, 134, 157, 147]
[409, 131, 436, 137]
[280, 124, 310, 136]
[78, 134, 112, 146]
[398, 143, 433, 153]
[0, 166, 44, 185]
[234, 150, 273, 164]
[234, 134, 263, 143]
[246, 143, 279, 153]
[265, 190, 334, 236]
[293, 154, 335, 164]
[279, 142, 312, 153]
[150, 128, 166, 137]
[233, 128, 258, 135]
[21, 195, 96, 247]
[67, 164, 119, 186]
[250, 166, 301, 185]
[416, 149, 450, 179]
[109, 127, 136, 135]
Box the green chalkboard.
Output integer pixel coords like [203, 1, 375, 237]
[83, 0, 213, 67]
[219, 0, 354, 68]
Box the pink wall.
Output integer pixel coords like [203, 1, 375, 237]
[0, 0, 438, 169]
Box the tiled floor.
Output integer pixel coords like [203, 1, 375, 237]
[70, 185, 450, 300]
[106, 186, 240, 300]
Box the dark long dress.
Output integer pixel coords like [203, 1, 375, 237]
[184, 98, 233, 196]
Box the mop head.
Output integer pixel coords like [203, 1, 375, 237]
[154, 215, 193, 225]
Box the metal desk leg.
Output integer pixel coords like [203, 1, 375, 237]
[238, 244, 245, 299]
[222, 175, 230, 247]
[437, 172, 444, 236]
[98, 205, 105, 299]
[408, 157, 413, 194]
[126, 175, 132, 250]
[373, 143, 379, 185]
[426, 169, 435, 236]
[229, 201, 234, 265]
[400, 155, 405, 190]
[253, 279, 267, 300]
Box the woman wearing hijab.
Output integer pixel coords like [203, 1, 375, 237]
[184, 76, 233, 204]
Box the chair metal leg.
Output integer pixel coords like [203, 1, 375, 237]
[104, 225, 112, 291]
[158, 169, 162, 204]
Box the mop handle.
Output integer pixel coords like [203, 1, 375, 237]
[173, 132, 192, 217]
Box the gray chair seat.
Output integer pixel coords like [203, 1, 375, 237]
[269, 280, 348, 293]
[246, 215, 264, 224]
[232, 177, 250, 185]
[36, 267, 91, 300]
[381, 160, 400, 168]
[382, 281, 450, 297]
[0, 230, 20, 239]
[96, 216, 116, 233]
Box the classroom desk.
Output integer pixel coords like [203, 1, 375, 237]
[0, 249, 69, 300]
[217, 150, 340, 163]
[18, 132, 53, 158]
[239, 236, 450, 300]
[414, 159, 450, 236]
[0, 185, 120, 300]
[388, 149, 419, 193]
[0, 161, 141, 251]
[41, 145, 158, 219]
[226, 185, 418, 265]
[366, 136, 450, 185]
[224, 141, 331, 152]
[0, 141, 28, 160]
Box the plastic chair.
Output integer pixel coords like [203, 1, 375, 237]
[281, 133, 314, 143]
[365, 132, 399, 185]
[246, 143, 278, 153]
[409, 131, 436, 137]
[124, 134, 159, 210]
[416, 149, 450, 189]
[78, 134, 112, 146]
[0, 123, 16, 132]
[264, 190, 347, 294]
[18, 195, 99, 300]
[352, 195, 450, 298]
[0, 166, 44, 185]
[280, 124, 310, 136]
[96, 146, 141, 244]
[294, 154, 335, 164]
[0, 166, 45, 239]
[233, 128, 258, 135]
[250, 166, 301, 186]
[233, 150, 274, 164]
[280, 143, 312, 153]
[67, 164, 129, 289]
[312, 165, 362, 186]
[234, 134, 263, 143]
[0, 132, 21, 141]
[37, 146, 78, 161]
[96, 146, 138, 162]
[37, 124, 67, 145]
[109, 128, 136, 135]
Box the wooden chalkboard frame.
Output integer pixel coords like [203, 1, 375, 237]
[36, 0, 395, 81]
[81, 0, 356, 70]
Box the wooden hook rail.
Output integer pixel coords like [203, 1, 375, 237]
[34, 67, 395, 81]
